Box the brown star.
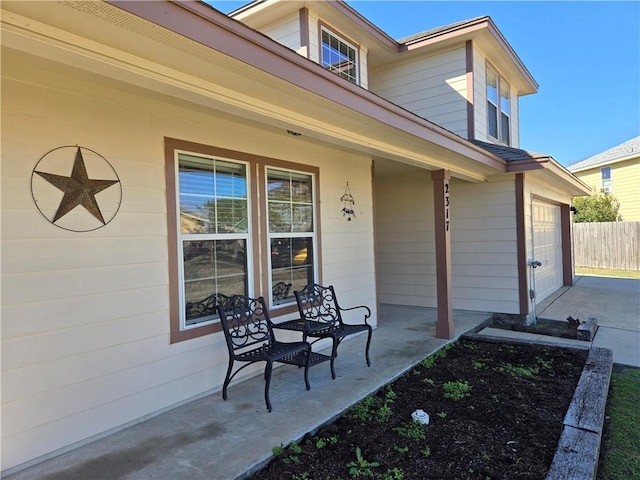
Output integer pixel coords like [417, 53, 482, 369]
[35, 147, 119, 224]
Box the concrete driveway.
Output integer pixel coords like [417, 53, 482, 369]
[537, 275, 640, 367]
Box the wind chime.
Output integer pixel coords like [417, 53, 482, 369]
[340, 182, 356, 221]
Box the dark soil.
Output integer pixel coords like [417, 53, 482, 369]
[251, 338, 588, 480]
[491, 316, 579, 340]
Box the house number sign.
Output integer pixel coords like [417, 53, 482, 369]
[444, 180, 450, 232]
[31, 145, 122, 232]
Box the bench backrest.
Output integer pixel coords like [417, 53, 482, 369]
[295, 283, 342, 326]
[218, 296, 274, 355]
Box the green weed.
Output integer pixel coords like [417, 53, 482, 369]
[346, 446, 380, 478]
[443, 380, 472, 401]
[393, 421, 426, 440]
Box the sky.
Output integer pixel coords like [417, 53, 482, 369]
[207, 1, 640, 167]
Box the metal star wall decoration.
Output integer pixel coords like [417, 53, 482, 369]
[31, 146, 122, 231]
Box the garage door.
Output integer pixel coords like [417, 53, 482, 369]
[532, 200, 563, 304]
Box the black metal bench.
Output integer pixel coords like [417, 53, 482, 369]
[274, 283, 373, 379]
[217, 295, 312, 412]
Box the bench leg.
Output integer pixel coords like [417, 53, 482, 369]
[304, 349, 311, 391]
[264, 362, 273, 412]
[222, 359, 234, 401]
[364, 326, 372, 367]
[329, 338, 338, 379]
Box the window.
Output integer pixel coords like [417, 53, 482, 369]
[165, 138, 319, 343]
[486, 65, 510, 145]
[267, 169, 315, 306]
[321, 26, 358, 84]
[178, 153, 250, 328]
[601, 166, 612, 192]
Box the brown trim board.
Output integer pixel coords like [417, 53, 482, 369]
[515, 173, 528, 315]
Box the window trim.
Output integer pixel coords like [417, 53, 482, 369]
[165, 137, 321, 343]
[486, 63, 511, 145]
[319, 22, 360, 85]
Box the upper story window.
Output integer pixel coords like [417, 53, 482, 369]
[165, 138, 320, 343]
[601, 166, 612, 192]
[487, 64, 511, 145]
[321, 26, 358, 84]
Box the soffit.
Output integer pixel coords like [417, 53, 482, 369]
[1, 0, 504, 182]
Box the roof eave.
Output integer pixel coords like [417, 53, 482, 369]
[507, 157, 592, 196]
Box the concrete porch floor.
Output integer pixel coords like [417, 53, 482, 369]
[5, 306, 491, 480]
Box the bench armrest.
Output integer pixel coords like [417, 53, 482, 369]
[338, 304, 371, 325]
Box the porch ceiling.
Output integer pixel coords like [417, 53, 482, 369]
[1, 0, 506, 183]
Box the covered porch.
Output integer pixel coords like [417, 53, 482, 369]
[5, 306, 490, 480]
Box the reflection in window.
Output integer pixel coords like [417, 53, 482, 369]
[321, 27, 358, 84]
[178, 153, 249, 326]
[487, 64, 510, 145]
[267, 169, 315, 305]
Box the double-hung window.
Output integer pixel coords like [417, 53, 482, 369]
[177, 152, 250, 328]
[321, 26, 358, 84]
[166, 138, 319, 343]
[486, 64, 511, 145]
[267, 169, 315, 306]
[601, 166, 612, 192]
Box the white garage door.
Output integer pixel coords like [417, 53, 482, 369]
[532, 200, 563, 304]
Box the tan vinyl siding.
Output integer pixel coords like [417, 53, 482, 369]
[369, 47, 468, 136]
[374, 169, 519, 313]
[375, 169, 436, 307]
[451, 178, 519, 312]
[257, 13, 302, 54]
[1, 51, 376, 470]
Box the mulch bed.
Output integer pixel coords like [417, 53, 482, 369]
[250, 338, 588, 480]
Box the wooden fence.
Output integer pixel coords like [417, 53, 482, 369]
[573, 222, 640, 271]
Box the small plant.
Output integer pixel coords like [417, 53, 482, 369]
[421, 446, 431, 457]
[422, 377, 435, 386]
[443, 380, 472, 401]
[346, 446, 380, 478]
[382, 467, 405, 479]
[420, 343, 453, 369]
[471, 360, 485, 370]
[393, 421, 426, 440]
[275, 441, 303, 465]
[498, 363, 539, 378]
[292, 472, 310, 480]
[313, 435, 337, 449]
[347, 395, 378, 421]
[376, 402, 393, 422]
[536, 356, 553, 370]
[393, 445, 409, 453]
[288, 441, 302, 454]
[436, 411, 447, 419]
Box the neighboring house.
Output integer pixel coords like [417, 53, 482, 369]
[568, 136, 640, 221]
[0, 0, 589, 473]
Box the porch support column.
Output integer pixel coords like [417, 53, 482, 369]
[431, 169, 454, 339]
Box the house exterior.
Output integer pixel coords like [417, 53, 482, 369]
[0, 0, 589, 473]
[568, 136, 640, 221]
